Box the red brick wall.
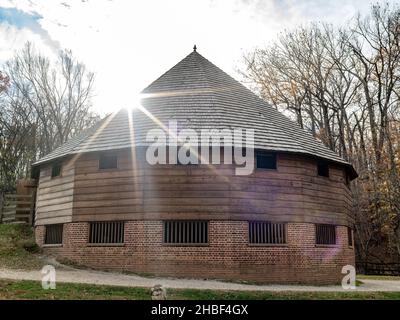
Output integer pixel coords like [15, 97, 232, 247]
[36, 221, 355, 284]
[35, 225, 45, 246]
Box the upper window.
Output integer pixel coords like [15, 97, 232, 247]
[317, 161, 329, 177]
[316, 224, 336, 245]
[45, 224, 63, 245]
[51, 163, 62, 178]
[99, 154, 118, 169]
[256, 151, 277, 169]
[163, 221, 208, 244]
[89, 221, 124, 244]
[249, 221, 286, 244]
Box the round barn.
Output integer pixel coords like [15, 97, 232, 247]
[32, 48, 357, 284]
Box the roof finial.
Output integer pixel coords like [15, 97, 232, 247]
[193, 44, 197, 52]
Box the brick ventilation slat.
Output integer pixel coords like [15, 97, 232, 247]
[249, 221, 286, 244]
[347, 227, 353, 246]
[316, 224, 336, 245]
[89, 221, 124, 244]
[163, 221, 208, 244]
[44, 224, 63, 244]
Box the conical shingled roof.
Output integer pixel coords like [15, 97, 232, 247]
[33, 49, 357, 178]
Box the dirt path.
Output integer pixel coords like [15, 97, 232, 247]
[1, 266, 400, 292]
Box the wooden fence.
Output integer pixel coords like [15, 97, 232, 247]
[360, 262, 400, 276]
[0, 193, 35, 225]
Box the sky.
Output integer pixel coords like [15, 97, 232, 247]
[0, 0, 392, 115]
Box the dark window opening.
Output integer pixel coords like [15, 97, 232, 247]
[348, 227, 353, 247]
[163, 221, 208, 244]
[256, 151, 277, 169]
[316, 224, 336, 245]
[345, 173, 350, 187]
[249, 221, 286, 244]
[45, 224, 63, 244]
[99, 154, 118, 169]
[317, 161, 329, 177]
[89, 221, 124, 244]
[51, 163, 62, 178]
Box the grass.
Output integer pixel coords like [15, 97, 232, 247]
[1, 279, 400, 300]
[168, 288, 400, 300]
[0, 224, 44, 270]
[0, 279, 149, 300]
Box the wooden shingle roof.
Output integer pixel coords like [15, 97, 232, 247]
[33, 49, 357, 178]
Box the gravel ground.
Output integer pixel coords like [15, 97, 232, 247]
[1, 266, 400, 292]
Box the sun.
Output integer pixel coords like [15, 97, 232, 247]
[125, 93, 144, 111]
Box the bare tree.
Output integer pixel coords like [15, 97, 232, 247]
[5, 42, 97, 156]
[344, 4, 400, 166]
[242, 3, 400, 265]
[0, 42, 98, 191]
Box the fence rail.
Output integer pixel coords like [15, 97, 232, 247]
[0, 193, 35, 225]
[361, 262, 400, 276]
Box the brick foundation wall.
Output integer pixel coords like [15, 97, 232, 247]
[35, 221, 355, 284]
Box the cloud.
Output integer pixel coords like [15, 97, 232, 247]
[0, 6, 60, 50]
[235, 0, 385, 28]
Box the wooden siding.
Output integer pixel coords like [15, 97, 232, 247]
[36, 148, 356, 226]
[35, 159, 75, 225]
